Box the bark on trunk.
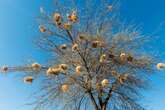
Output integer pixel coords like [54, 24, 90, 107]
[101, 104, 107, 110]
[88, 92, 99, 110]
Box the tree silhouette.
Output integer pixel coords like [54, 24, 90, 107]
[0, 0, 164, 110]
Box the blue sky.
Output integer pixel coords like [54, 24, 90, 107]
[0, 0, 165, 110]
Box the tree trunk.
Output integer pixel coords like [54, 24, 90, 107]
[101, 104, 107, 110]
[88, 92, 99, 110]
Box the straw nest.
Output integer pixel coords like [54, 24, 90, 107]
[53, 13, 62, 26]
[75, 65, 82, 75]
[39, 25, 46, 33]
[46, 64, 68, 75]
[24, 76, 34, 84]
[120, 53, 127, 61]
[67, 11, 78, 23]
[53, 13, 61, 22]
[60, 44, 67, 50]
[31, 63, 41, 71]
[119, 74, 129, 84]
[100, 54, 106, 63]
[72, 43, 79, 52]
[63, 22, 72, 30]
[156, 63, 165, 70]
[46, 67, 61, 76]
[101, 79, 109, 87]
[61, 84, 69, 92]
[1, 66, 8, 72]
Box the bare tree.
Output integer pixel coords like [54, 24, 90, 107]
[0, 0, 164, 110]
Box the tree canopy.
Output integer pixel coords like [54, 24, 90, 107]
[0, 0, 164, 110]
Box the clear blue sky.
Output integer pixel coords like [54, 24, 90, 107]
[0, 0, 165, 110]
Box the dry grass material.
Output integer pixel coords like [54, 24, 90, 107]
[111, 70, 118, 77]
[72, 43, 78, 52]
[91, 41, 100, 48]
[120, 53, 127, 62]
[46, 68, 54, 75]
[24, 76, 33, 84]
[61, 84, 69, 92]
[100, 54, 106, 63]
[53, 13, 62, 27]
[31, 63, 41, 71]
[118, 74, 129, 84]
[39, 25, 46, 33]
[91, 40, 105, 48]
[75, 65, 82, 75]
[96, 83, 102, 90]
[127, 55, 134, 62]
[46, 67, 61, 76]
[46, 64, 68, 76]
[1, 66, 8, 72]
[156, 63, 165, 70]
[101, 79, 109, 87]
[63, 22, 72, 30]
[59, 64, 68, 71]
[53, 13, 61, 23]
[60, 44, 67, 50]
[123, 74, 129, 80]
[67, 11, 78, 23]
[78, 35, 85, 40]
[55, 21, 62, 27]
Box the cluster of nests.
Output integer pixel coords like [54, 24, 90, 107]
[0, 63, 42, 84]
[0, 62, 128, 93]
[46, 64, 84, 76]
[59, 38, 106, 52]
[99, 52, 134, 63]
[38, 5, 113, 33]
[1, 62, 165, 93]
[61, 72, 129, 93]
[59, 39, 134, 64]
[1, 5, 165, 93]
[1, 44, 165, 92]
[39, 10, 78, 33]
[1, 43, 165, 93]
[58, 62, 165, 92]
[60, 73, 129, 93]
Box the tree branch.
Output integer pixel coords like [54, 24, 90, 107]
[104, 81, 118, 105]
[88, 91, 100, 110]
